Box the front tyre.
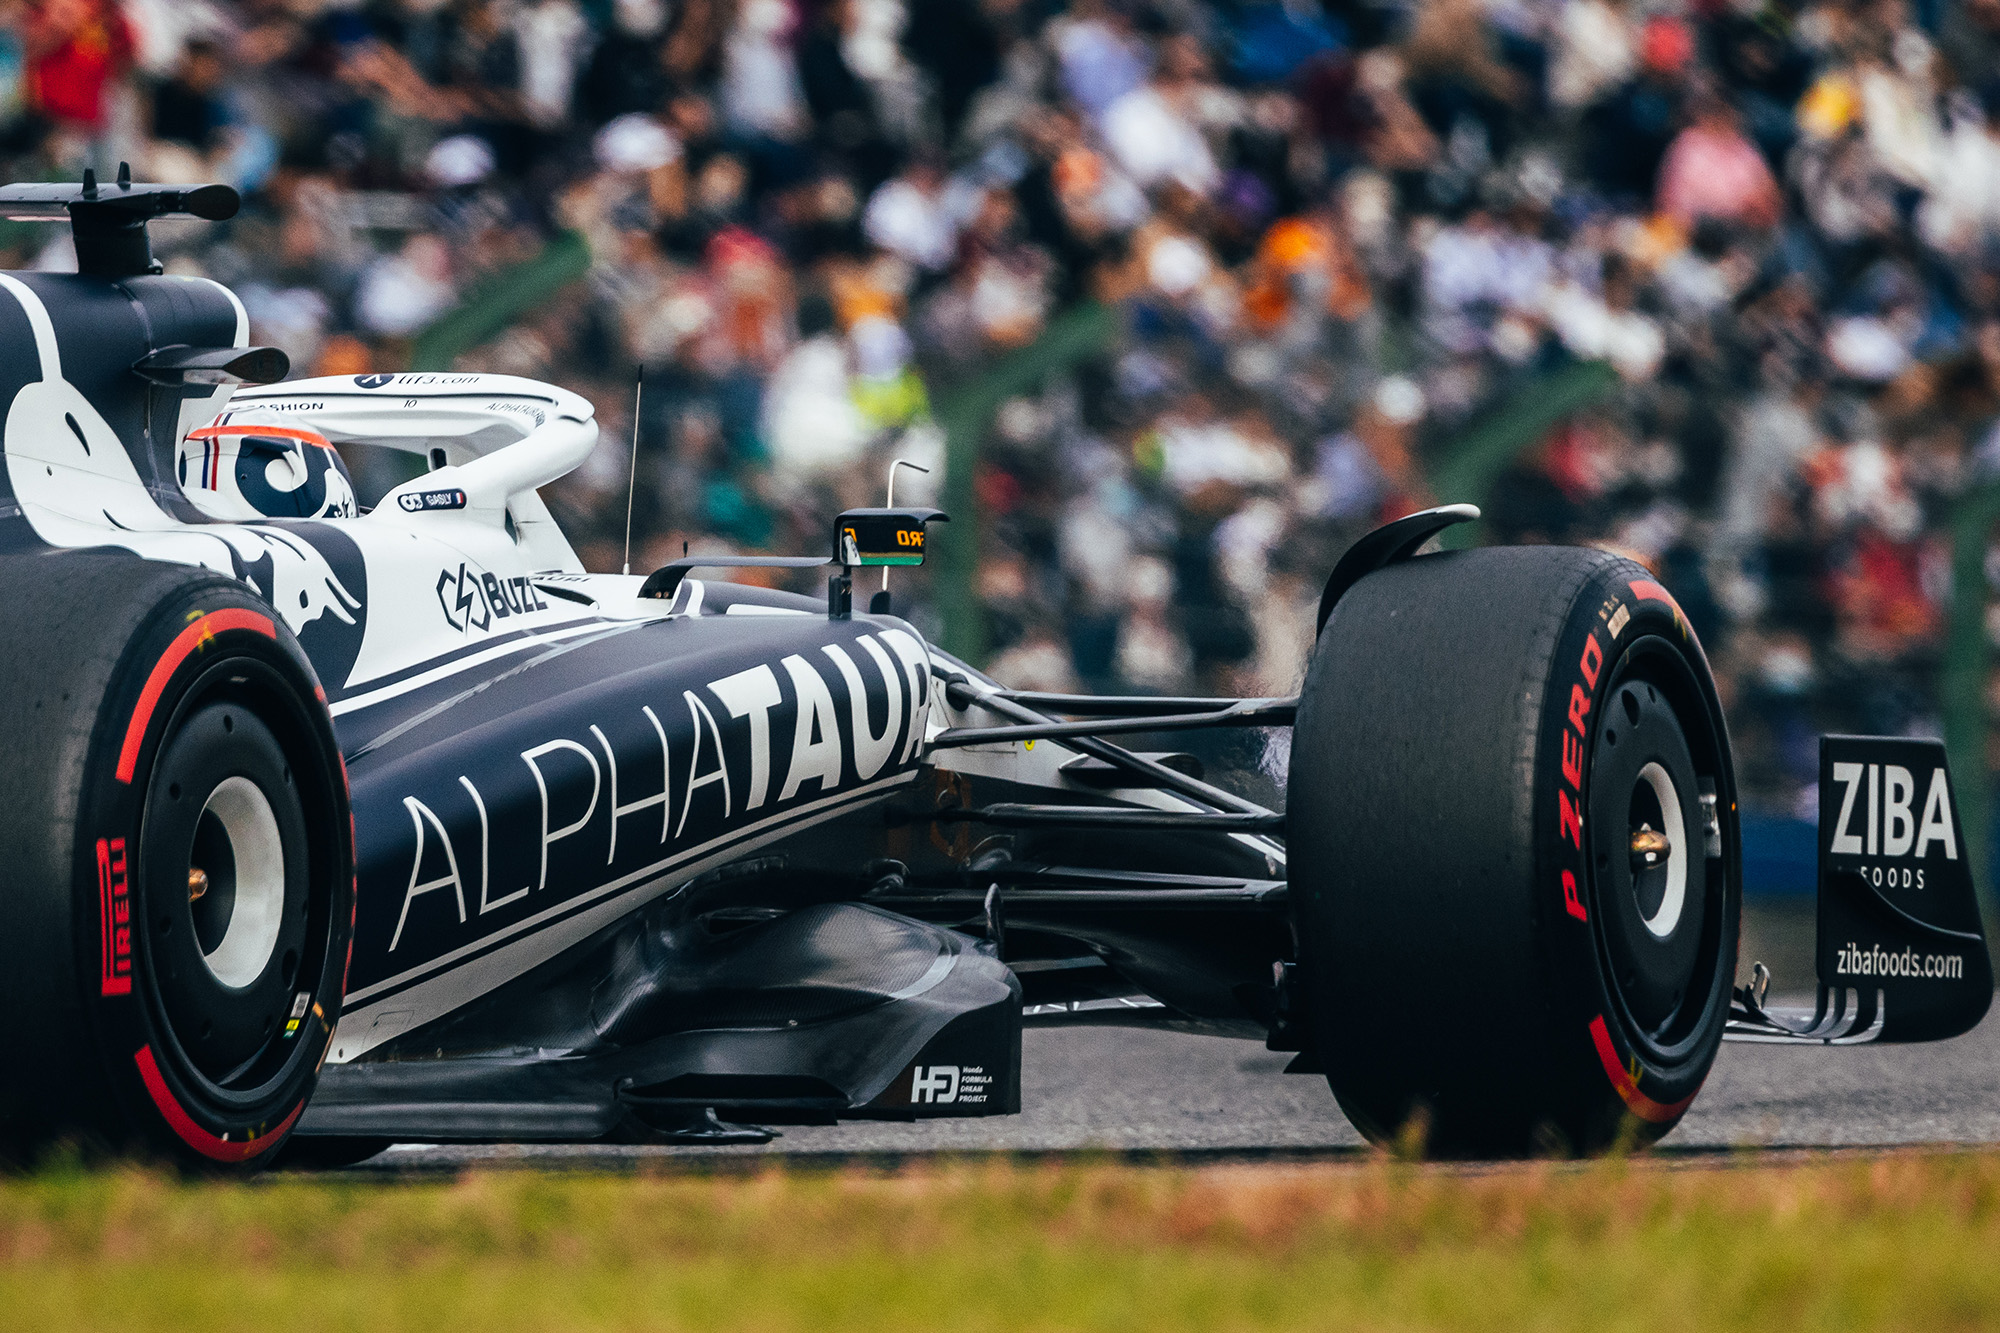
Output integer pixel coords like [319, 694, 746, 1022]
[0, 555, 353, 1168]
[1287, 546, 1739, 1156]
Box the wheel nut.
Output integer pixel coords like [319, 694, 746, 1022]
[188, 867, 209, 902]
[1630, 825, 1670, 870]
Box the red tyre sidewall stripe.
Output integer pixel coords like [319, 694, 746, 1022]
[115, 609, 276, 784]
[133, 1045, 302, 1162]
[1628, 578, 1698, 642]
[1588, 1015, 1697, 1124]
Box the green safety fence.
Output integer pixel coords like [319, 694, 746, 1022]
[930, 329, 1617, 662]
[410, 230, 593, 372]
[1430, 358, 1621, 545]
[933, 301, 1122, 663]
[1946, 482, 2000, 913]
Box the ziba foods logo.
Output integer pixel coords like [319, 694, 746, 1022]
[1833, 942, 1965, 980]
[1827, 762, 1957, 861]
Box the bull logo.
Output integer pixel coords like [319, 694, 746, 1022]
[220, 525, 363, 633]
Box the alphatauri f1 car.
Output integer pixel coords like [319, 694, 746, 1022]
[0, 178, 1991, 1167]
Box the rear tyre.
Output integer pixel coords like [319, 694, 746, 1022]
[1287, 546, 1738, 1156]
[0, 554, 353, 1169]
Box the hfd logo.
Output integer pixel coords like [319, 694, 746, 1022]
[911, 1065, 960, 1104]
[1828, 762, 1958, 860]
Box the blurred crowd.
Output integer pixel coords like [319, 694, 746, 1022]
[11, 0, 2000, 811]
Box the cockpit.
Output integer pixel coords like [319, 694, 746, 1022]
[212, 372, 599, 574]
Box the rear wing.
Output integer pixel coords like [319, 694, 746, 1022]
[0, 166, 236, 277]
[1728, 735, 1992, 1043]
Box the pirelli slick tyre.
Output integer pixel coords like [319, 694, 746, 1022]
[1288, 546, 1739, 1157]
[0, 553, 353, 1169]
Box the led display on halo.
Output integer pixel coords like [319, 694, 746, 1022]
[830, 509, 941, 566]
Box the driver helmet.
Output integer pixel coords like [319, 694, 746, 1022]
[178, 408, 357, 521]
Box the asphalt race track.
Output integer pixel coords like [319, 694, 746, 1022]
[358, 907, 2000, 1171]
[360, 1007, 2000, 1172]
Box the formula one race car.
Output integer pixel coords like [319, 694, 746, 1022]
[0, 178, 1990, 1168]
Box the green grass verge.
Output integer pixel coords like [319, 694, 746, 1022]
[5, 1152, 2000, 1331]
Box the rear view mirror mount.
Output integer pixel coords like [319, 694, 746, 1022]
[831, 507, 947, 568]
[828, 507, 947, 619]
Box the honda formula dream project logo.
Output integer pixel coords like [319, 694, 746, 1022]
[908, 1064, 995, 1105]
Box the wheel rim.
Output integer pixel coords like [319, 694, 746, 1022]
[1585, 637, 1731, 1065]
[139, 689, 316, 1094]
[1631, 761, 1687, 939]
[191, 776, 287, 990]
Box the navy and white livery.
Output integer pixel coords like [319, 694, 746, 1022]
[0, 176, 1984, 1170]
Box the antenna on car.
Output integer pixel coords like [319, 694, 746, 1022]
[621, 370, 644, 576]
[879, 458, 930, 601]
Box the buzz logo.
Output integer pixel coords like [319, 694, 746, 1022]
[1828, 762, 1958, 861]
[911, 1065, 960, 1104]
[436, 563, 549, 633]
